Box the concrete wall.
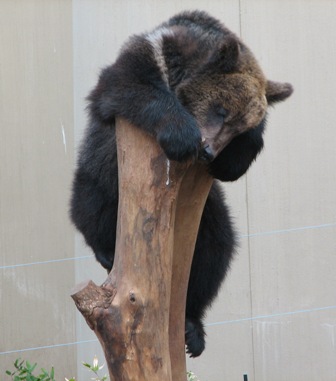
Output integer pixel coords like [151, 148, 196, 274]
[1, 1, 335, 380]
[0, 0, 76, 377]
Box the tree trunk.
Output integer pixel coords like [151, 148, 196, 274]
[72, 118, 213, 381]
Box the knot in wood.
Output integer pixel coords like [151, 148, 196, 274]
[142, 216, 157, 242]
[129, 291, 136, 304]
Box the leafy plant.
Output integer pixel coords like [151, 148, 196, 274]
[187, 371, 201, 381]
[6, 358, 55, 381]
[82, 356, 107, 381]
[6, 356, 200, 381]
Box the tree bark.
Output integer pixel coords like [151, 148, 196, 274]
[72, 118, 213, 381]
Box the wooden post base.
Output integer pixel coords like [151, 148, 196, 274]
[72, 118, 213, 381]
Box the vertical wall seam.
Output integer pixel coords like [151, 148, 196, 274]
[245, 175, 257, 381]
[238, 0, 243, 38]
[71, 0, 80, 376]
[238, 1, 256, 380]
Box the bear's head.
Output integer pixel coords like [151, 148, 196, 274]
[176, 35, 293, 161]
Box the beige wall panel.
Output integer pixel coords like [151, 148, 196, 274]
[0, 1, 74, 264]
[249, 228, 336, 317]
[188, 321, 254, 381]
[241, 1, 336, 380]
[240, 0, 336, 233]
[0, 0, 76, 378]
[0, 263, 76, 371]
[251, 308, 336, 381]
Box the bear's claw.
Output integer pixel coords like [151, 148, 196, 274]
[185, 318, 206, 358]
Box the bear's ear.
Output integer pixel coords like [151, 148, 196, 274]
[208, 36, 240, 73]
[266, 80, 294, 104]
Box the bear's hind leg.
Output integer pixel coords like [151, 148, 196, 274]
[185, 182, 236, 357]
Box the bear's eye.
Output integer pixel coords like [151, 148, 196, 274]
[206, 105, 229, 127]
[216, 106, 228, 120]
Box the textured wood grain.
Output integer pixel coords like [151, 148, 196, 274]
[72, 118, 213, 381]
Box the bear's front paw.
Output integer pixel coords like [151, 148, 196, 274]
[185, 318, 206, 358]
[157, 115, 201, 162]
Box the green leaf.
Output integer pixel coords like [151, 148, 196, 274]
[29, 363, 37, 374]
[14, 359, 24, 371]
[14, 359, 21, 367]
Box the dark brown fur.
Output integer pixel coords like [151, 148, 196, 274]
[70, 10, 293, 357]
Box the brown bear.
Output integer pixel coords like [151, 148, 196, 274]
[70, 10, 293, 357]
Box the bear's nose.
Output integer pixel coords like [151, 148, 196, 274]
[198, 144, 215, 163]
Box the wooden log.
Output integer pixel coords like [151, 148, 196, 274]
[72, 117, 213, 381]
[169, 164, 213, 381]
